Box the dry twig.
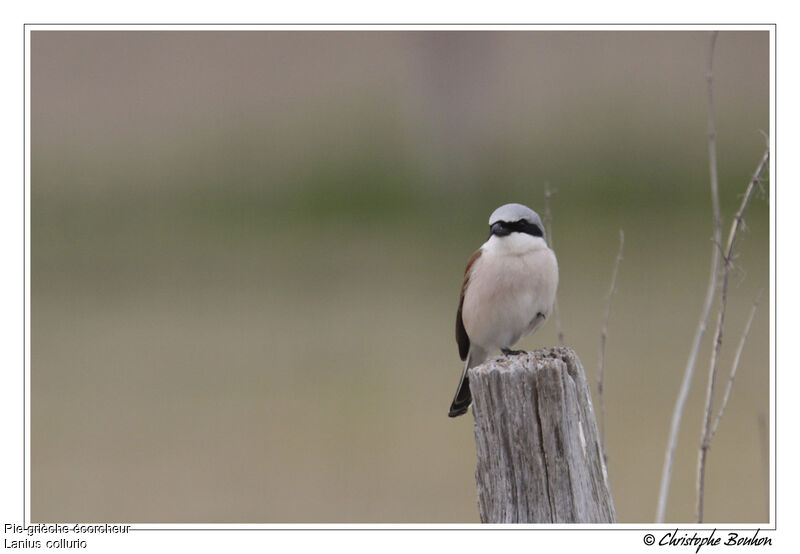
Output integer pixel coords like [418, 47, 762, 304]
[696, 147, 769, 523]
[598, 229, 624, 465]
[543, 183, 565, 346]
[709, 291, 762, 441]
[656, 31, 721, 523]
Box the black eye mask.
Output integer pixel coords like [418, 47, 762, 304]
[490, 220, 544, 238]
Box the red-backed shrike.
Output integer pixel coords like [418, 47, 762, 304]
[449, 203, 559, 417]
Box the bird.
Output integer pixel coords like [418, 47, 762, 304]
[448, 203, 559, 418]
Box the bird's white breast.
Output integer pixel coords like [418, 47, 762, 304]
[461, 234, 558, 351]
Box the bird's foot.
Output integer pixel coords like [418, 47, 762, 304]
[501, 348, 527, 357]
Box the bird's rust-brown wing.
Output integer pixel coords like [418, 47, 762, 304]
[456, 249, 482, 361]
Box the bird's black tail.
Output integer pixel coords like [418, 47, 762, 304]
[448, 352, 477, 417]
[448, 374, 471, 417]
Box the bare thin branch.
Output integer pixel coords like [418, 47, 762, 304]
[598, 229, 624, 465]
[543, 183, 565, 346]
[697, 147, 769, 523]
[708, 291, 762, 441]
[707, 31, 722, 243]
[656, 31, 722, 523]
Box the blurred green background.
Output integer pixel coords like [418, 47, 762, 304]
[31, 30, 770, 523]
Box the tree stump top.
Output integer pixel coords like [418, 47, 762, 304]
[469, 346, 616, 523]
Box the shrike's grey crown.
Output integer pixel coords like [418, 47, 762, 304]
[489, 203, 541, 226]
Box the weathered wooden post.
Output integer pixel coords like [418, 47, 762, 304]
[469, 346, 616, 523]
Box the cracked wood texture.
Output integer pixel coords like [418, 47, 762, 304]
[469, 347, 616, 523]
